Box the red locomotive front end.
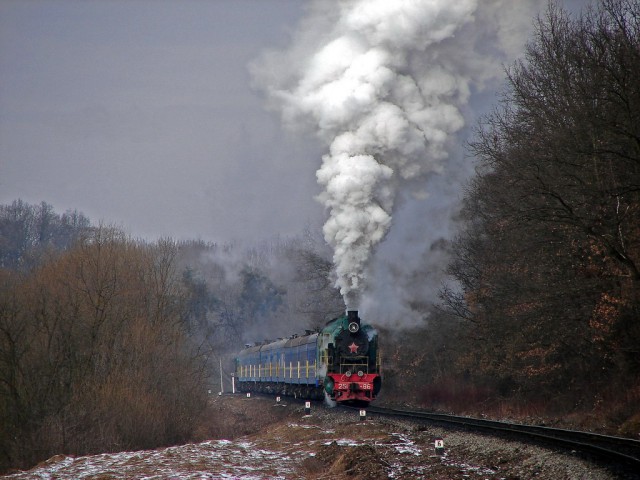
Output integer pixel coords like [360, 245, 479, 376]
[321, 311, 381, 405]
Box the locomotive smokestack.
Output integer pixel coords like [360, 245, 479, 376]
[347, 310, 360, 326]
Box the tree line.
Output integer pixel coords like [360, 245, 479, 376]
[402, 0, 639, 433]
[0, 223, 209, 471]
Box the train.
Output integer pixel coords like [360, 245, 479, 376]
[234, 310, 381, 405]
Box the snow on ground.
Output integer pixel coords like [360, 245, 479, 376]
[1, 396, 622, 480]
[2, 439, 304, 480]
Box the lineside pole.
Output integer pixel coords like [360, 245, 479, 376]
[220, 358, 224, 394]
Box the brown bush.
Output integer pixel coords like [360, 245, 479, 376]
[0, 229, 209, 473]
[619, 413, 640, 439]
[419, 379, 493, 412]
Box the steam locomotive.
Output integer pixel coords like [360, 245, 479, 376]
[234, 310, 381, 405]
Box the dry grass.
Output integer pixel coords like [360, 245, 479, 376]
[413, 379, 640, 438]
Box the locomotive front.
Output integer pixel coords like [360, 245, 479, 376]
[321, 310, 381, 404]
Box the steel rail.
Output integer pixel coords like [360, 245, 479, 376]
[350, 405, 640, 469]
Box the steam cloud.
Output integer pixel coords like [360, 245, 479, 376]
[252, 0, 544, 312]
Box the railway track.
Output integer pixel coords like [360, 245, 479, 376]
[344, 404, 640, 471]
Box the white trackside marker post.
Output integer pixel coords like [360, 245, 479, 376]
[435, 437, 445, 455]
[359, 409, 366, 422]
[276, 396, 281, 404]
[304, 401, 311, 415]
[247, 392, 251, 398]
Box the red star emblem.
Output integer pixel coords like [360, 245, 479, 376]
[348, 342, 359, 354]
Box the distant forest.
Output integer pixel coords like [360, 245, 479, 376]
[1, 0, 639, 474]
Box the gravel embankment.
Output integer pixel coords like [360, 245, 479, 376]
[246, 396, 629, 479]
[2, 395, 634, 479]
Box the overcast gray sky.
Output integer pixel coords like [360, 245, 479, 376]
[1, 0, 590, 319]
[1, 0, 589, 247]
[1, 0, 327, 242]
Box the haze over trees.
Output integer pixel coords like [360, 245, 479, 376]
[0, 200, 91, 270]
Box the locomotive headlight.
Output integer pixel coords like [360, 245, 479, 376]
[357, 370, 364, 377]
[345, 370, 352, 378]
[348, 322, 359, 333]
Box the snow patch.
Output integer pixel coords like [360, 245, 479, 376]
[3, 440, 300, 480]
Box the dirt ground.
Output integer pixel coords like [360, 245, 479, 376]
[204, 394, 625, 480]
[3, 394, 631, 479]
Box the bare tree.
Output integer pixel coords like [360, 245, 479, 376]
[443, 0, 640, 406]
[0, 227, 210, 472]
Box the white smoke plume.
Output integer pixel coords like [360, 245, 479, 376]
[251, 0, 545, 312]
